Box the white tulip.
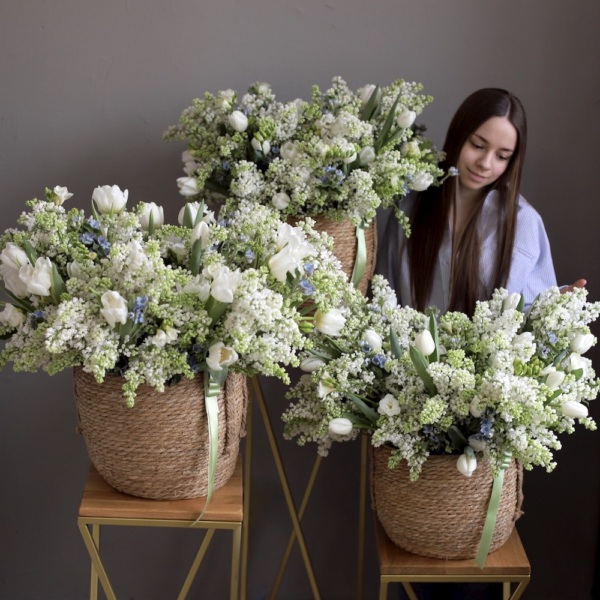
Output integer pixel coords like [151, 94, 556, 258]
[541, 366, 565, 390]
[566, 352, 588, 373]
[342, 152, 357, 165]
[469, 398, 484, 418]
[271, 192, 291, 210]
[328, 417, 353, 436]
[502, 292, 522, 312]
[215, 89, 236, 109]
[359, 146, 376, 166]
[457, 449, 477, 477]
[268, 226, 315, 282]
[300, 357, 326, 373]
[0, 304, 25, 328]
[561, 400, 588, 419]
[191, 221, 211, 248]
[139, 202, 164, 230]
[151, 326, 179, 347]
[1, 242, 31, 271]
[570, 333, 595, 355]
[0, 243, 31, 298]
[414, 329, 436, 357]
[176, 176, 199, 198]
[410, 172, 434, 192]
[251, 137, 271, 155]
[362, 329, 383, 352]
[178, 201, 202, 226]
[317, 380, 336, 398]
[208, 265, 243, 303]
[182, 275, 211, 301]
[358, 84, 379, 107]
[52, 185, 73, 205]
[378, 394, 401, 416]
[18, 256, 53, 296]
[228, 110, 249, 132]
[396, 109, 416, 129]
[206, 342, 239, 371]
[315, 309, 346, 337]
[100, 291, 128, 328]
[92, 185, 128, 214]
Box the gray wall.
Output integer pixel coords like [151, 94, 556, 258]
[1, 1, 599, 599]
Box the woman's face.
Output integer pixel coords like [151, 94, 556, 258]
[457, 116, 517, 195]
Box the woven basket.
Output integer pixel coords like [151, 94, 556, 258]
[73, 368, 248, 500]
[371, 446, 523, 560]
[289, 216, 377, 295]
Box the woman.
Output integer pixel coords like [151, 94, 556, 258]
[377, 87, 584, 314]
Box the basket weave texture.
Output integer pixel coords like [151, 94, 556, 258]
[289, 216, 377, 295]
[74, 368, 248, 500]
[372, 446, 523, 560]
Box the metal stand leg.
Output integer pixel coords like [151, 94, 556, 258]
[250, 376, 321, 600]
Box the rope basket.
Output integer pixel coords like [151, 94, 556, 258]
[371, 446, 524, 560]
[73, 368, 248, 500]
[289, 216, 377, 295]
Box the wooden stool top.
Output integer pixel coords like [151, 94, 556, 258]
[375, 517, 530, 577]
[79, 456, 243, 522]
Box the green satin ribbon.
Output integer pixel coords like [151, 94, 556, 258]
[193, 370, 223, 524]
[475, 452, 513, 568]
[351, 226, 367, 288]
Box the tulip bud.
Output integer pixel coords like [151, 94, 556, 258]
[176, 177, 199, 198]
[570, 333, 595, 355]
[359, 84, 378, 106]
[502, 292, 522, 312]
[561, 400, 588, 419]
[139, 202, 164, 231]
[315, 309, 346, 337]
[414, 329, 435, 357]
[457, 447, 477, 477]
[410, 172, 434, 192]
[228, 110, 249, 132]
[396, 109, 416, 129]
[359, 146, 376, 166]
[362, 329, 383, 352]
[328, 417, 353, 436]
[541, 366, 565, 391]
[300, 357, 326, 373]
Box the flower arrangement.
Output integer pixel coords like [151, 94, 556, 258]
[164, 77, 446, 229]
[0, 185, 353, 407]
[282, 275, 599, 480]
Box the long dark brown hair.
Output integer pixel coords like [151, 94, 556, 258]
[407, 88, 527, 315]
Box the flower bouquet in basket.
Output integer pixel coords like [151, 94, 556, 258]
[0, 184, 352, 500]
[164, 77, 447, 290]
[282, 275, 600, 564]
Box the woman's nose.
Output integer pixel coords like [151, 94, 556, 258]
[477, 152, 492, 169]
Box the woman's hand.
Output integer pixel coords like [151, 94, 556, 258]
[560, 279, 587, 293]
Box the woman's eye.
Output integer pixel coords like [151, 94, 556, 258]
[471, 141, 484, 149]
[498, 155, 510, 161]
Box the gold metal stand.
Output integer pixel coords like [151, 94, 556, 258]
[375, 518, 530, 600]
[243, 376, 369, 599]
[77, 458, 244, 600]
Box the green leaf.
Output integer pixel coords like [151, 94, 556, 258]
[359, 84, 381, 121]
[0, 284, 34, 313]
[346, 392, 379, 424]
[389, 326, 403, 359]
[148, 210, 155, 236]
[190, 239, 203, 276]
[409, 345, 436, 396]
[447, 425, 468, 452]
[552, 349, 568, 368]
[374, 89, 402, 154]
[50, 263, 67, 304]
[428, 310, 439, 363]
[22, 240, 38, 263]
